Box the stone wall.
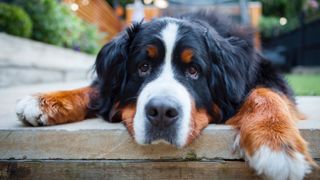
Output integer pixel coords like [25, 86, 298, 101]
[0, 33, 95, 87]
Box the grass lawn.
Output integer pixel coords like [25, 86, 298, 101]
[286, 74, 320, 96]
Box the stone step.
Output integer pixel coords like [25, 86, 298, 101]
[0, 33, 95, 87]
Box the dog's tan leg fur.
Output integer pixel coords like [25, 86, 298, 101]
[226, 88, 316, 179]
[16, 86, 97, 126]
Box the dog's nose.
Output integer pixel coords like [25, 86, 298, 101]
[145, 98, 180, 128]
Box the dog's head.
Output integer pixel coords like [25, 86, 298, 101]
[95, 17, 254, 147]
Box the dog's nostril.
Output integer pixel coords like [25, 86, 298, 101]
[145, 98, 180, 127]
[165, 108, 178, 118]
[147, 108, 158, 117]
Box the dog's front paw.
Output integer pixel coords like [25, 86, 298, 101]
[247, 145, 311, 180]
[16, 95, 48, 126]
[234, 133, 314, 180]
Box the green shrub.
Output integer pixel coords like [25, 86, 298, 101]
[258, 0, 305, 18]
[59, 5, 102, 54]
[0, 3, 32, 38]
[78, 22, 102, 54]
[259, 16, 300, 38]
[14, 0, 102, 54]
[259, 16, 281, 38]
[256, 0, 318, 39]
[14, 0, 68, 46]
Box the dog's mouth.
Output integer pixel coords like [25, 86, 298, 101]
[143, 118, 180, 147]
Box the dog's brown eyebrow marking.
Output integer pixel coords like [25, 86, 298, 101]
[181, 48, 193, 63]
[146, 45, 158, 59]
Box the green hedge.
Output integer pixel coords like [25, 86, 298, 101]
[0, 3, 32, 38]
[59, 5, 102, 54]
[14, 0, 102, 54]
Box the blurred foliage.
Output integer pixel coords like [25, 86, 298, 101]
[257, 0, 320, 38]
[259, 15, 299, 38]
[13, 0, 102, 54]
[78, 22, 102, 54]
[59, 5, 102, 54]
[14, 0, 68, 46]
[259, 16, 281, 38]
[0, 3, 32, 38]
[259, 0, 306, 18]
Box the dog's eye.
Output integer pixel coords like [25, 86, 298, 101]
[186, 65, 199, 79]
[138, 62, 151, 76]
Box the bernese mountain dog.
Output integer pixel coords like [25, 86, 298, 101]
[16, 12, 316, 179]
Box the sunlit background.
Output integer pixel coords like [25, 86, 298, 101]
[0, 0, 320, 95]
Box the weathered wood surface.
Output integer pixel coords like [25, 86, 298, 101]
[0, 126, 319, 160]
[1, 83, 319, 160]
[0, 160, 319, 180]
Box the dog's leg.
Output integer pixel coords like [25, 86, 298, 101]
[227, 88, 317, 180]
[16, 86, 98, 126]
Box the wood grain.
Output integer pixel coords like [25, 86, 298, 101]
[0, 160, 319, 180]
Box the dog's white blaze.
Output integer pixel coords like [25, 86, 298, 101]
[133, 22, 192, 147]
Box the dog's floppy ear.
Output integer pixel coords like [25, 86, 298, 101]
[94, 23, 141, 121]
[203, 25, 256, 120]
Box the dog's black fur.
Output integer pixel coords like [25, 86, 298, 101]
[90, 11, 294, 124]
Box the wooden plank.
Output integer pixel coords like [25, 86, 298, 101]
[0, 123, 319, 160]
[0, 83, 319, 163]
[0, 160, 319, 180]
